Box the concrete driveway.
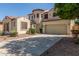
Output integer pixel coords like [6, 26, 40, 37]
[0, 34, 69, 56]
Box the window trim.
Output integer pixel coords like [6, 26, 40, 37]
[44, 13, 48, 19]
[37, 13, 39, 18]
[21, 22, 27, 30]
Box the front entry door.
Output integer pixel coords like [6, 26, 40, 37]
[6, 23, 9, 32]
[4, 23, 9, 32]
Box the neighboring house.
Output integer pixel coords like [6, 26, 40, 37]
[3, 16, 30, 34]
[0, 21, 3, 32]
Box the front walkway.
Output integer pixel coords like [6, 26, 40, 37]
[0, 34, 67, 56]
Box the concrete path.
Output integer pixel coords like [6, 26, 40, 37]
[0, 34, 67, 56]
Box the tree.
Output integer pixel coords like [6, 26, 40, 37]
[54, 3, 79, 19]
[54, 3, 79, 43]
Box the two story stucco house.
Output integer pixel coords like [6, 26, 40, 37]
[3, 16, 30, 34]
[28, 8, 74, 35]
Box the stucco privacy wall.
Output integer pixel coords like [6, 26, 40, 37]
[0, 23, 3, 31]
[3, 18, 17, 32]
[16, 17, 30, 34]
[43, 20, 72, 35]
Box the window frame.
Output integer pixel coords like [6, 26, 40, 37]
[44, 13, 48, 19]
[37, 13, 39, 18]
[21, 22, 27, 30]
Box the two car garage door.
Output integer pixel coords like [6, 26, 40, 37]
[45, 24, 67, 35]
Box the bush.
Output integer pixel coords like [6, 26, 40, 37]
[10, 30, 17, 37]
[71, 30, 79, 34]
[75, 38, 79, 44]
[0, 31, 3, 36]
[75, 19, 79, 25]
[27, 28, 36, 34]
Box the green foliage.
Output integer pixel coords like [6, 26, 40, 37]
[75, 38, 79, 44]
[10, 29, 17, 37]
[71, 30, 79, 34]
[75, 19, 79, 25]
[29, 28, 35, 34]
[0, 31, 3, 36]
[55, 3, 79, 19]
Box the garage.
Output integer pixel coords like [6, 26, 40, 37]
[45, 24, 67, 35]
[43, 20, 71, 35]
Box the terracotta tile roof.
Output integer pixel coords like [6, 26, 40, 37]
[32, 9, 44, 12]
[5, 16, 16, 20]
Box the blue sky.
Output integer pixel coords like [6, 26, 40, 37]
[0, 3, 54, 20]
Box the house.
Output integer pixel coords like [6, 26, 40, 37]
[3, 16, 30, 34]
[28, 8, 73, 35]
[0, 21, 3, 32]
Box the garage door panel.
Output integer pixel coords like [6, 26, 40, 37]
[45, 24, 67, 35]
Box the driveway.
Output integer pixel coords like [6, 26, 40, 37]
[0, 34, 68, 56]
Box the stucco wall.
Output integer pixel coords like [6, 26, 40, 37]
[48, 8, 54, 19]
[16, 17, 30, 34]
[3, 18, 17, 33]
[0, 24, 3, 31]
[32, 11, 43, 24]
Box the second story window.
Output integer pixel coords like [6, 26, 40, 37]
[41, 14, 43, 19]
[37, 13, 39, 18]
[34, 15, 35, 19]
[44, 14, 48, 19]
[53, 13, 57, 17]
[32, 16, 33, 20]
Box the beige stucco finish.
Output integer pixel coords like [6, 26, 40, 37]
[3, 17, 30, 34]
[16, 17, 30, 34]
[0, 23, 3, 31]
[43, 20, 71, 35]
[32, 10, 44, 24]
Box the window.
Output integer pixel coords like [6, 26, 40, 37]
[34, 15, 35, 19]
[37, 13, 39, 18]
[53, 13, 57, 17]
[44, 14, 48, 19]
[41, 14, 43, 19]
[21, 22, 27, 30]
[32, 16, 33, 20]
[29, 16, 30, 20]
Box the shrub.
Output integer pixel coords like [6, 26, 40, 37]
[75, 38, 79, 44]
[0, 31, 3, 36]
[71, 30, 79, 34]
[10, 30, 17, 37]
[75, 19, 79, 25]
[27, 28, 36, 34]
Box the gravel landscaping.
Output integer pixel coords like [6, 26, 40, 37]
[43, 37, 79, 56]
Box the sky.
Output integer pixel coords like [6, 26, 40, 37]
[0, 3, 54, 20]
